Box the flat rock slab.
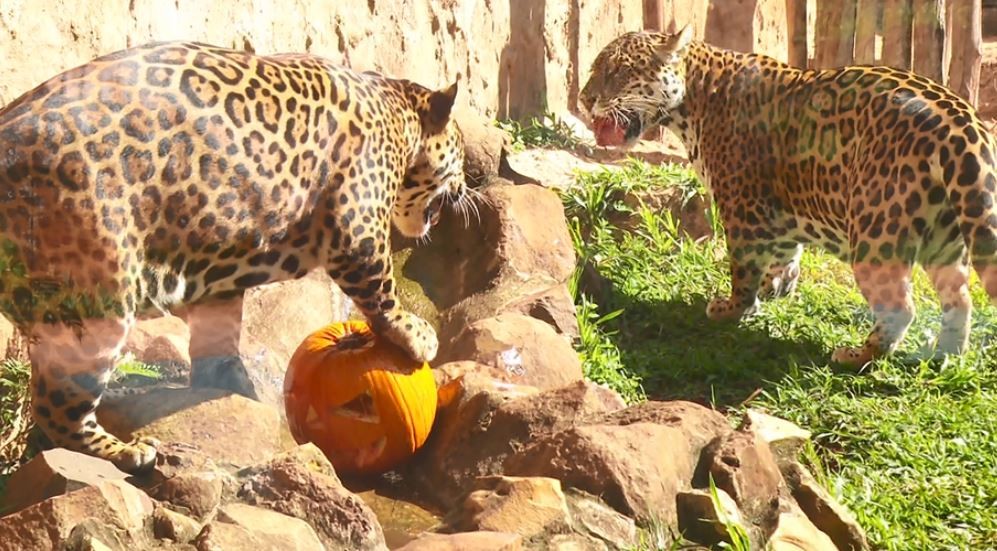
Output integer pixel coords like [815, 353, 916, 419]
[97, 388, 295, 469]
[0, 448, 130, 515]
[395, 531, 523, 551]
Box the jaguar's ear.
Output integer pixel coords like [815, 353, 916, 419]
[423, 80, 459, 133]
[654, 23, 693, 62]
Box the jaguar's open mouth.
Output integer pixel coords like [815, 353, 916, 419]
[592, 113, 643, 147]
[425, 194, 445, 226]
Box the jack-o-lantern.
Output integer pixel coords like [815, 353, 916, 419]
[282, 320, 438, 475]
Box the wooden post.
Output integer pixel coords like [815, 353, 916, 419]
[854, 0, 879, 64]
[815, 0, 859, 68]
[912, 0, 947, 83]
[787, 0, 809, 68]
[947, 0, 983, 105]
[882, 0, 914, 69]
[643, 0, 663, 32]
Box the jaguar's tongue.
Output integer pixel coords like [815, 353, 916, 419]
[592, 117, 627, 147]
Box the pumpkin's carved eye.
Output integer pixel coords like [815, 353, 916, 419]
[331, 389, 380, 424]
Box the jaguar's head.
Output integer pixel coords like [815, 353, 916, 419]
[395, 80, 468, 238]
[579, 25, 694, 149]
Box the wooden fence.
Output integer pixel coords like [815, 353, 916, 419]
[795, 0, 983, 106]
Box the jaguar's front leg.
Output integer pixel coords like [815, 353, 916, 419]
[327, 230, 438, 364]
[707, 236, 797, 321]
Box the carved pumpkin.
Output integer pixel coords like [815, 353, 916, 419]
[282, 320, 438, 475]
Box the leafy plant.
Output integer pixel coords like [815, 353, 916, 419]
[496, 111, 592, 154]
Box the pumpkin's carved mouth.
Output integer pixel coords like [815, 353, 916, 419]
[331, 390, 380, 424]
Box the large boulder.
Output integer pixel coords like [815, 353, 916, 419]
[236, 444, 387, 551]
[0, 480, 155, 551]
[503, 401, 730, 524]
[97, 388, 294, 469]
[438, 313, 583, 390]
[0, 449, 131, 515]
[414, 378, 623, 508]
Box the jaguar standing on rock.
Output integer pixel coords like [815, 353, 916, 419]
[580, 26, 997, 367]
[0, 41, 468, 472]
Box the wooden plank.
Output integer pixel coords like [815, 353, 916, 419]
[815, 0, 859, 68]
[643, 0, 663, 31]
[854, 0, 880, 64]
[882, 0, 914, 69]
[947, 0, 983, 105]
[787, 0, 809, 68]
[911, 0, 947, 83]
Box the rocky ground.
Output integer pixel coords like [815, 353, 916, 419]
[0, 114, 870, 550]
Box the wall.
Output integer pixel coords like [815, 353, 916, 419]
[0, 0, 789, 121]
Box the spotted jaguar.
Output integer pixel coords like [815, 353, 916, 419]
[580, 26, 997, 367]
[0, 41, 467, 472]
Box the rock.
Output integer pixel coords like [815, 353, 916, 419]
[676, 488, 745, 546]
[503, 422, 697, 524]
[231, 270, 351, 408]
[237, 444, 387, 551]
[0, 480, 154, 551]
[768, 501, 839, 551]
[546, 534, 609, 551]
[498, 401, 727, 525]
[447, 476, 571, 539]
[783, 462, 870, 551]
[744, 410, 811, 467]
[398, 181, 575, 316]
[439, 313, 582, 390]
[124, 314, 191, 384]
[455, 105, 508, 183]
[697, 427, 784, 539]
[395, 531, 523, 551]
[439, 281, 580, 343]
[153, 471, 224, 521]
[193, 503, 325, 551]
[563, 488, 638, 550]
[415, 379, 623, 507]
[97, 388, 294, 469]
[0, 449, 130, 515]
[153, 507, 203, 543]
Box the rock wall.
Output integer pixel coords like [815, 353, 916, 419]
[0, 0, 791, 121]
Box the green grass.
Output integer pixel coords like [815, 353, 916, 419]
[496, 110, 593, 154]
[563, 159, 997, 550]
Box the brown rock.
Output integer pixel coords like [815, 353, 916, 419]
[124, 314, 191, 383]
[415, 379, 623, 507]
[783, 462, 870, 551]
[439, 281, 580, 344]
[0, 480, 154, 551]
[455, 105, 508, 183]
[503, 422, 697, 524]
[231, 270, 350, 407]
[744, 409, 811, 467]
[698, 427, 784, 539]
[0, 449, 130, 515]
[676, 488, 745, 546]
[440, 313, 582, 390]
[193, 503, 325, 551]
[395, 531, 523, 551]
[237, 443, 387, 551]
[768, 501, 839, 551]
[97, 388, 294, 469]
[563, 488, 638, 550]
[399, 181, 575, 315]
[495, 401, 726, 527]
[448, 476, 571, 539]
[153, 507, 203, 543]
[153, 472, 224, 521]
[546, 534, 609, 551]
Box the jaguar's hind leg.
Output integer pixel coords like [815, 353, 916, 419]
[832, 262, 915, 367]
[29, 316, 159, 473]
[178, 294, 257, 399]
[758, 243, 804, 299]
[924, 260, 972, 357]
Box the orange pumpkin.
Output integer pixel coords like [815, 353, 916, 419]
[282, 320, 438, 475]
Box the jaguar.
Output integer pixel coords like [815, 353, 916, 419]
[0, 41, 467, 472]
[580, 26, 997, 367]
